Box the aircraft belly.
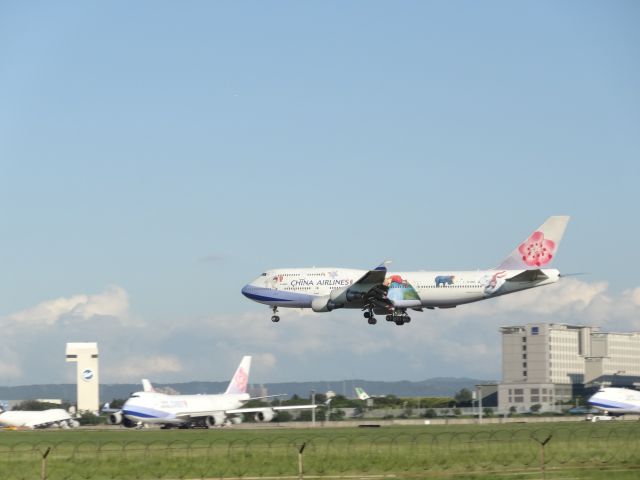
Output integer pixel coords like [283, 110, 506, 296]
[393, 299, 422, 308]
[241, 287, 313, 308]
[420, 290, 483, 307]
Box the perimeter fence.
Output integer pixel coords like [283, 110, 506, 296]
[2, 425, 640, 479]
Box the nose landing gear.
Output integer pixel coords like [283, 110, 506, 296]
[271, 306, 280, 323]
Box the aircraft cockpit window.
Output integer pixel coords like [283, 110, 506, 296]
[131, 394, 140, 398]
[261, 273, 267, 276]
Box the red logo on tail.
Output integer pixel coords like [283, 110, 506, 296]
[518, 231, 556, 267]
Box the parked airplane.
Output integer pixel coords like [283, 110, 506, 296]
[588, 387, 640, 414]
[242, 216, 570, 325]
[0, 407, 79, 429]
[107, 356, 316, 428]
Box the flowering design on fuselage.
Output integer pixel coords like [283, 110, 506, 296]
[482, 270, 507, 295]
[384, 275, 420, 302]
[519, 231, 556, 267]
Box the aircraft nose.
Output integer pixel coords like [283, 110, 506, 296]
[241, 284, 252, 298]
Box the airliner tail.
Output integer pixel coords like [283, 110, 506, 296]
[225, 356, 251, 395]
[497, 216, 570, 270]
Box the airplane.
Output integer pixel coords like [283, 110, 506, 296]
[0, 407, 80, 429]
[242, 216, 570, 325]
[106, 356, 316, 428]
[588, 387, 640, 414]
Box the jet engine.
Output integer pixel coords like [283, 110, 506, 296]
[109, 412, 137, 428]
[203, 413, 226, 428]
[311, 296, 341, 312]
[345, 290, 364, 302]
[253, 408, 275, 422]
[108, 412, 123, 425]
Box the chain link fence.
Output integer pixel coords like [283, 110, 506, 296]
[2, 425, 640, 479]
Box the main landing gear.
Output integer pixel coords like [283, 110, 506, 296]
[386, 310, 411, 326]
[271, 306, 280, 323]
[363, 309, 377, 325]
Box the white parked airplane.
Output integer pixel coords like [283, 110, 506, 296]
[588, 387, 640, 414]
[0, 407, 80, 429]
[107, 356, 316, 428]
[242, 216, 570, 325]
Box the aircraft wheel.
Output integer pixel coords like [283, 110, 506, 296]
[386, 315, 393, 321]
[271, 315, 280, 323]
[395, 318, 404, 326]
[364, 311, 371, 318]
[368, 317, 377, 325]
[404, 316, 411, 323]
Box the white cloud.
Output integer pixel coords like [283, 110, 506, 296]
[6, 285, 130, 327]
[254, 353, 277, 370]
[0, 360, 22, 379]
[105, 355, 184, 381]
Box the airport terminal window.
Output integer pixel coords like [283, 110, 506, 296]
[522, 354, 527, 359]
[514, 389, 523, 395]
[531, 396, 540, 402]
[514, 396, 524, 403]
[523, 362, 527, 368]
[531, 388, 539, 394]
[523, 371, 527, 377]
[522, 337, 527, 342]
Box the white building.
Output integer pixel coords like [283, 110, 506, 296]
[498, 324, 640, 413]
[66, 342, 99, 413]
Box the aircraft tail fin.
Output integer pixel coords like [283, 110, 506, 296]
[225, 356, 251, 395]
[355, 387, 370, 400]
[497, 216, 570, 270]
[142, 379, 155, 393]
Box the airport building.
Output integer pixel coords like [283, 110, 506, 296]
[66, 342, 100, 413]
[498, 323, 640, 412]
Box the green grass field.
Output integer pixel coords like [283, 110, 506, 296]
[1, 422, 640, 479]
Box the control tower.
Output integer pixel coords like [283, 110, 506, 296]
[66, 342, 99, 412]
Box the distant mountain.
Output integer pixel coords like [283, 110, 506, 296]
[0, 377, 494, 402]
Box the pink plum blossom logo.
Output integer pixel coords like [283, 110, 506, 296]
[233, 368, 248, 392]
[518, 231, 556, 267]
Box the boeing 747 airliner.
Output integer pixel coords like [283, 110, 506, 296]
[106, 356, 316, 428]
[242, 216, 570, 326]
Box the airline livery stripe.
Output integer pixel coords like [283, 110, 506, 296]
[589, 401, 635, 410]
[122, 409, 161, 419]
[242, 291, 296, 303]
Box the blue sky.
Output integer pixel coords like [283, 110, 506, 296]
[1, 1, 639, 387]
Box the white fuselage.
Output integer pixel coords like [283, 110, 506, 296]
[242, 267, 560, 310]
[0, 409, 75, 429]
[122, 391, 250, 426]
[588, 388, 640, 414]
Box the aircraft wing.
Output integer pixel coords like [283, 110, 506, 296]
[329, 261, 392, 308]
[225, 404, 317, 415]
[506, 269, 549, 282]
